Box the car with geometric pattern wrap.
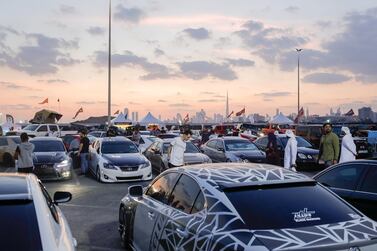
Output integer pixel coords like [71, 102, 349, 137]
[119, 163, 377, 250]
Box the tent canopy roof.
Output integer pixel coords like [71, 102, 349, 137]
[140, 112, 162, 125]
[30, 109, 62, 124]
[111, 112, 132, 124]
[269, 113, 293, 124]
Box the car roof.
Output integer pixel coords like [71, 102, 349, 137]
[0, 173, 32, 200]
[30, 137, 63, 141]
[222, 136, 250, 141]
[174, 163, 312, 188]
[100, 136, 131, 142]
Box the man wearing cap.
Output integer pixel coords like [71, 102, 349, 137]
[77, 129, 90, 175]
[318, 123, 340, 168]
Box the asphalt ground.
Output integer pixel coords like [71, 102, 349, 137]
[0, 166, 319, 251]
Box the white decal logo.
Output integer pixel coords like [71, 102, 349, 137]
[292, 208, 321, 222]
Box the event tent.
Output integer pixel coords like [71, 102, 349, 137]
[30, 109, 62, 124]
[269, 113, 293, 124]
[111, 113, 133, 125]
[140, 112, 162, 125]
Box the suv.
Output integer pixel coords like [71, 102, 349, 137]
[18, 124, 61, 138]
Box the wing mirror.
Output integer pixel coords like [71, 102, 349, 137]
[217, 147, 225, 152]
[53, 191, 72, 205]
[129, 185, 143, 197]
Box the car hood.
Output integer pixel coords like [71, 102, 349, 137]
[33, 152, 67, 164]
[184, 153, 209, 164]
[102, 153, 146, 166]
[229, 150, 266, 159]
[250, 217, 377, 250]
[297, 147, 319, 155]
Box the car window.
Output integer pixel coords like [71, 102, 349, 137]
[146, 172, 180, 204]
[191, 191, 205, 214]
[225, 183, 359, 230]
[32, 140, 65, 152]
[39, 182, 59, 224]
[225, 140, 258, 151]
[168, 174, 201, 214]
[359, 165, 377, 193]
[37, 125, 47, 132]
[101, 141, 139, 154]
[0, 137, 7, 146]
[0, 200, 43, 251]
[216, 140, 224, 150]
[9, 137, 21, 145]
[316, 164, 368, 190]
[185, 142, 200, 153]
[139, 137, 145, 144]
[206, 140, 217, 149]
[23, 124, 39, 131]
[280, 136, 312, 148]
[257, 137, 268, 147]
[49, 125, 58, 132]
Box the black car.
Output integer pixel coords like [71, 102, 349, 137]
[313, 160, 377, 221]
[29, 137, 72, 180]
[201, 137, 266, 163]
[254, 134, 319, 169]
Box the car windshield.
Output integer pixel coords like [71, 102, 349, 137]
[23, 125, 39, 131]
[225, 183, 358, 230]
[32, 140, 65, 152]
[101, 141, 139, 154]
[280, 137, 312, 148]
[162, 142, 199, 153]
[225, 140, 258, 151]
[0, 200, 42, 251]
[147, 136, 159, 142]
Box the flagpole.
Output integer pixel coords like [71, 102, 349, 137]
[107, 0, 112, 128]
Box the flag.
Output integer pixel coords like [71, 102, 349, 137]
[114, 110, 120, 115]
[294, 107, 305, 123]
[72, 107, 83, 119]
[183, 113, 190, 123]
[235, 108, 246, 116]
[227, 111, 234, 118]
[344, 109, 354, 116]
[39, 98, 48, 104]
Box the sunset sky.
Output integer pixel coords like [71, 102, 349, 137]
[1, 0, 377, 122]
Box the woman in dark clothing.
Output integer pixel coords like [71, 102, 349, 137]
[266, 131, 280, 165]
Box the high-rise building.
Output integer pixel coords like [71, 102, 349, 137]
[358, 107, 374, 121]
[276, 109, 279, 116]
[135, 112, 139, 122]
[131, 112, 135, 121]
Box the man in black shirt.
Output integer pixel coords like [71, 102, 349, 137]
[77, 129, 90, 175]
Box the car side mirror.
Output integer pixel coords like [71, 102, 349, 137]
[217, 147, 224, 152]
[53, 191, 72, 205]
[129, 185, 143, 197]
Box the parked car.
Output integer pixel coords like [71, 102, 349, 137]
[119, 163, 377, 250]
[254, 134, 319, 169]
[201, 137, 266, 163]
[88, 130, 107, 138]
[29, 137, 72, 180]
[0, 173, 76, 250]
[17, 124, 61, 137]
[313, 160, 377, 221]
[58, 124, 78, 137]
[295, 124, 371, 158]
[144, 139, 211, 173]
[157, 133, 179, 139]
[0, 136, 21, 166]
[88, 137, 152, 182]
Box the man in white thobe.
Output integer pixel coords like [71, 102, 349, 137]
[339, 127, 357, 163]
[284, 130, 297, 171]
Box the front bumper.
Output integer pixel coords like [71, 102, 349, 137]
[99, 165, 152, 183]
[33, 164, 72, 181]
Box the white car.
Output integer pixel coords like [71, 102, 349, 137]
[139, 135, 159, 153]
[89, 136, 152, 183]
[0, 173, 76, 250]
[18, 124, 61, 137]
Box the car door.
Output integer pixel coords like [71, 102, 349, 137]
[315, 163, 369, 203]
[0, 137, 8, 162]
[202, 140, 217, 162]
[215, 140, 227, 162]
[89, 140, 100, 172]
[158, 174, 206, 251]
[351, 164, 377, 220]
[133, 172, 180, 251]
[37, 125, 48, 137]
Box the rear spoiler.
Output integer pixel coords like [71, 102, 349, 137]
[219, 179, 316, 191]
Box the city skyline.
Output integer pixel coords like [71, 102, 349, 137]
[1, 0, 377, 122]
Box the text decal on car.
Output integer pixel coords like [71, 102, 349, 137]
[292, 208, 321, 223]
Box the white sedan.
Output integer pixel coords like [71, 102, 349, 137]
[89, 137, 152, 183]
[0, 173, 76, 250]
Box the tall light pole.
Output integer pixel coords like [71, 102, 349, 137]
[296, 48, 302, 122]
[107, 0, 112, 128]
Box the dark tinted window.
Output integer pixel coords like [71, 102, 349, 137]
[206, 140, 217, 149]
[256, 137, 268, 147]
[316, 164, 367, 190]
[0, 137, 7, 146]
[280, 136, 312, 148]
[37, 125, 48, 132]
[225, 183, 359, 230]
[191, 192, 205, 214]
[169, 174, 200, 214]
[9, 137, 21, 144]
[146, 172, 179, 204]
[185, 142, 200, 153]
[101, 141, 139, 154]
[216, 140, 224, 150]
[49, 125, 58, 132]
[0, 200, 43, 250]
[32, 140, 65, 152]
[225, 140, 258, 151]
[360, 166, 377, 193]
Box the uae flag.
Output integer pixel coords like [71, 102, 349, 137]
[39, 98, 48, 104]
[72, 107, 83, 119]
[294, 107, 305, 123]
[227, 111, 234, 118]
[235, 108, 246, 116]
[344, 109, 355, 116]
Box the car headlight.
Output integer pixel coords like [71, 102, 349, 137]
[103, 163, 117, 169]
[55, 159, 70, 170]
[139, 161, 151, 169]
[307, 155, 313, 159]
[298, 153, 307, 159]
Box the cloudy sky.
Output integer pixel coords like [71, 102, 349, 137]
[1, 0, 377, 122]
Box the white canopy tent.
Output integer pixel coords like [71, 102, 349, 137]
[269, 113, 293, 124]
[111, 112, 133, 125]
[140, 112, 163, 125]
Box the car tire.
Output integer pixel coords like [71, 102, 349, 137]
[96, 166, 102, 182]
[120, 207, 132, 250]
[3, 153, 14, 167]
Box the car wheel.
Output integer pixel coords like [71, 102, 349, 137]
[96, 166, 102, 182]
[3, 153, 14, 167]
[120, 207, 131, 250]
